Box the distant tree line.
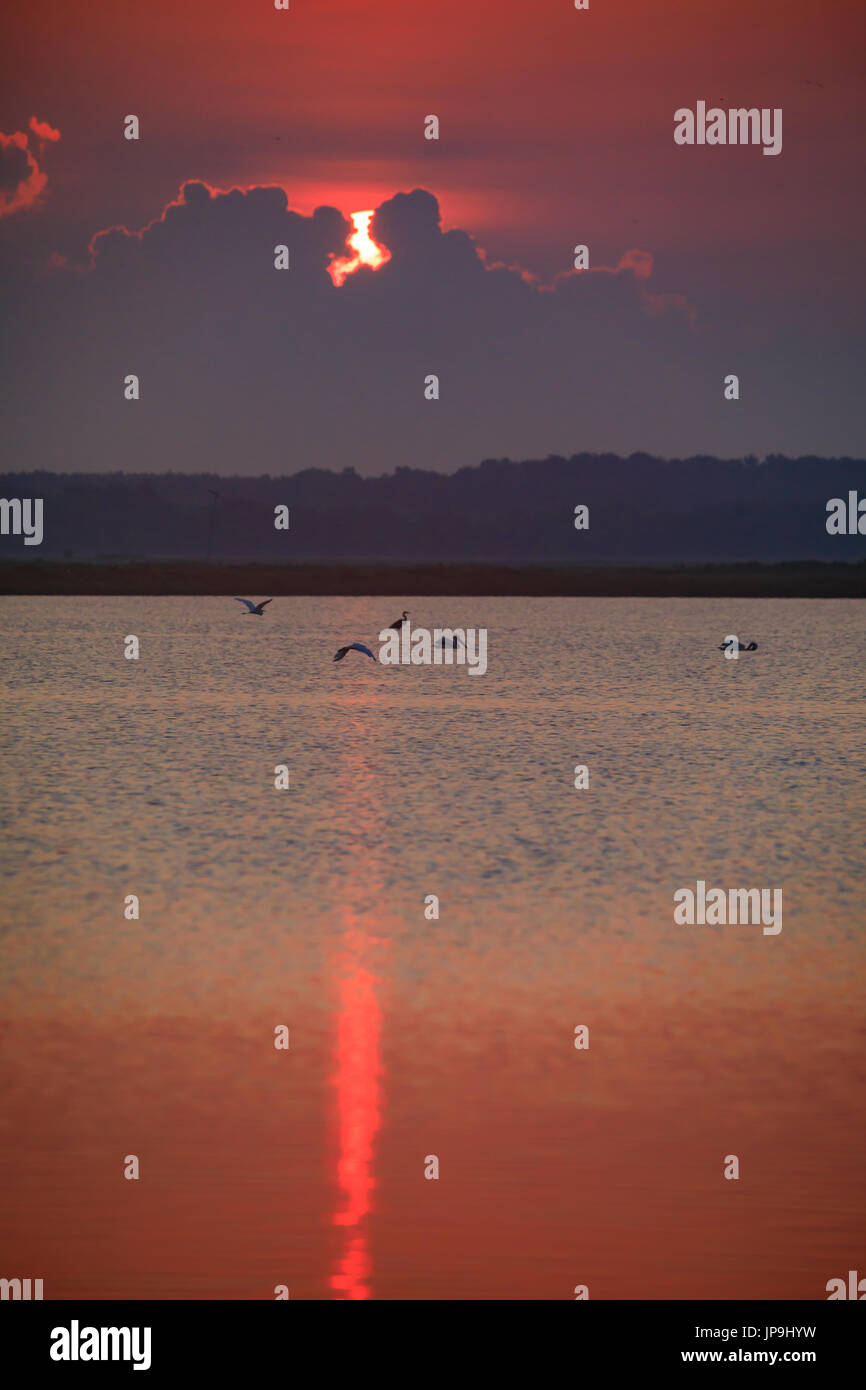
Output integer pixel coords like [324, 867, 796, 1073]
[1, 454, 864, 563]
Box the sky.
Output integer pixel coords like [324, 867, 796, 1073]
[2, 0, 865, 474]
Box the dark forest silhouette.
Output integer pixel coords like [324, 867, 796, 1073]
[2, 454, 864, 564]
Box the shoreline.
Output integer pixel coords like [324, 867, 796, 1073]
[1, 560, 864, 597]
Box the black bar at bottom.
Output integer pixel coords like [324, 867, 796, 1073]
[1, 1300, 860, 1377]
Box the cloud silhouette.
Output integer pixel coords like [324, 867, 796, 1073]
[0, 180, 855, 470]
[0, 119, 59, 217]
[0, 134, 30, 192]
[0, 131, 45, 215]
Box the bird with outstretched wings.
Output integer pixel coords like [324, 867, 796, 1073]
[234, 598, 273, 616]
[333, 643, 376, 662]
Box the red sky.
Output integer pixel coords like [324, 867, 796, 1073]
[3, 0, 865, 323]
[2, 0, 865, 469]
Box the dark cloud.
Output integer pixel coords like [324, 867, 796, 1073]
[371, 188, 441, 258]
[0, 132, 39, 205]
[0, 119, 59, 216]
[0, 181, 861, 470]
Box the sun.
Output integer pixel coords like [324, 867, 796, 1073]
[328, 210, 391, 287]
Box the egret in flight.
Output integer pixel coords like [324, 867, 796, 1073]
[234, 598, 273, 616]
[334, 643, 377, 662]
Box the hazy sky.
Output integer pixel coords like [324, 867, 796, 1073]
[2, 0, 864, 473]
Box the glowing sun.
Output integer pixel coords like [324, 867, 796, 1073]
[328, 210, 391, 286]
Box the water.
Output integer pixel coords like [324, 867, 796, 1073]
[1, 596, 864, 1298]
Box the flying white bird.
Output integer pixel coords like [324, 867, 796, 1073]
[334, 642, 377, 662]
[234, 598, 273, 616]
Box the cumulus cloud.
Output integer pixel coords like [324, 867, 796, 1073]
[0, 118, 59, 216]
[5, 180, 791, 472]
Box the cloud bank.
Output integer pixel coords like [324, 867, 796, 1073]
[0, 180, 859, 471]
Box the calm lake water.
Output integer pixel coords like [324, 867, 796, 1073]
[1, 596, 864, 1299]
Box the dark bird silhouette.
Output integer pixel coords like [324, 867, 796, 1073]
[388, 610, 410, 630]
[234, 598, 273, 616]
[719, 639, 758, 652]
[334, 642, 376, 662]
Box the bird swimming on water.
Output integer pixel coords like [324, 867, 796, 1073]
[235, 598, 273, 616]
[334, 642, 376, 662]
[388, 610, 410, 630]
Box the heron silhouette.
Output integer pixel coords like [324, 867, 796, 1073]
[334, 642, 376, 662]
[234, 598, 273, 616]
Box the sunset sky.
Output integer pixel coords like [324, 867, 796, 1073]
[2, 0, 864, 472]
